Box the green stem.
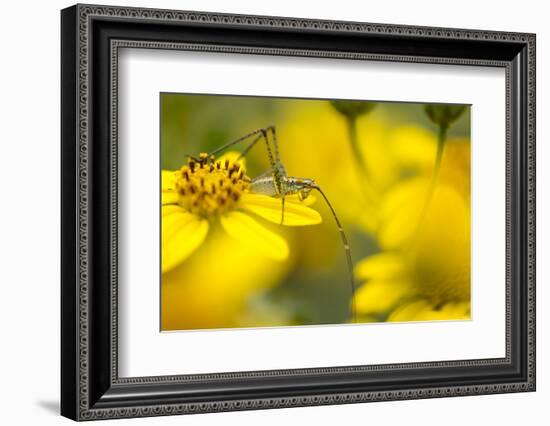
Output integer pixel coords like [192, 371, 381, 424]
[429, 124, 448, 199]
[346, 115, 367, 179]
[410, 124, 448, 245]
[345, 115, 379, 205]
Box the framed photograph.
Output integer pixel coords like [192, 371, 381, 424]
[61, 3, 536, 421]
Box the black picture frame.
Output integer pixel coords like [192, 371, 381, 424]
[61, 4, 536, 421]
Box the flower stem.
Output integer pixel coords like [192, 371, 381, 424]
[411, 123, 448, 243]
[430, 124, 448, 196]
[346, 115, 367, 178]
[345, 115, 379, 205]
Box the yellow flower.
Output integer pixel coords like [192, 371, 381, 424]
[353, 139, 471, 321]
[161, 152, 321, 273]
[162, 226, 293, 330]
[353, 252, 414, 317]
[278, 102, 441, 234]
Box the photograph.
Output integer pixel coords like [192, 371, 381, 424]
[160, 94, 471, 331]
[59, 3, 536, 421]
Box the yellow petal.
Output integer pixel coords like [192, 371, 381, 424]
[240, 193, 322, 226]
[414, 302, 470, 321]
[162, 170, 177, 191]
[162, 206, 209, 273]
[161, 227, 292, 331]
[387, 300, 431, 322]
[377, 177, 427, 250]
[411, 185, 471, 302]
[354, 280, 413, 316]
[438, 139, 471, 203]
[388, 300, 470, 322]
[162, 191, 179, 205]
[354, 252, 405, 281]
[162, 171, 178, 206]
[162, 204, 184, 217]
[220, 211, 289, 261]
[286, 193, 317, 206]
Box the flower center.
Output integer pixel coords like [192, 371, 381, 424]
[174, 153, 250, 216]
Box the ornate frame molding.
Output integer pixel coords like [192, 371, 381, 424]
[61, 4, 535, 421]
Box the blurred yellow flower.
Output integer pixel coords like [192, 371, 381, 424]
[353, 139, 471, 322]
[162, 151, 322, 273]
[162, 224, 294, 330]
[279, 103, 442, 234]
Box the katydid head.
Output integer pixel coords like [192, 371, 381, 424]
[287, 177, 315, 201]
[298, 185, 313, 201]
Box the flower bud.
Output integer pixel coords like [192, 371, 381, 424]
[424, 104, 466, 128]
[331, 100, 376, 118]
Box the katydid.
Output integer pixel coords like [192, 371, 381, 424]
[191, 126, 357, 322]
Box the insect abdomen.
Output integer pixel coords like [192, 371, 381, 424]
[249, 176, 279, 196]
